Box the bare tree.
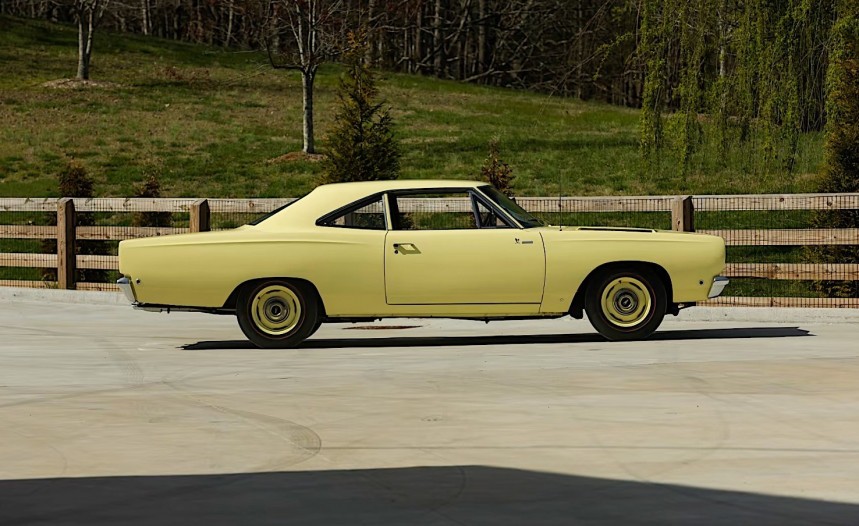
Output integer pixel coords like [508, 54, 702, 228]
[140, 0, 150, 36]
[74, 0, 110, 80]
[266, 0, 345, 155]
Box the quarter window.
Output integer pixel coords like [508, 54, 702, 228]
[320, 196, 387, 230]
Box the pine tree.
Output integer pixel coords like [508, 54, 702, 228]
[322, 36, 400, 184]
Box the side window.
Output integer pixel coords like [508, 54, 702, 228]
[320, 196, 387, 230]
[474, 196, 512, 228]
[393, 192, 477, 230]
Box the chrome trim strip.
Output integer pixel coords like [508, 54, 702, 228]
[133, 305, 165, 313]
[117, 277, 136, 303]
[708, 276, 730, 299]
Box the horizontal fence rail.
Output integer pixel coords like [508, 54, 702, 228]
[1, 193, 858, 308]
[698, 229, 859, 246]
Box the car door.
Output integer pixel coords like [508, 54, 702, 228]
[385, 190, 545, 305]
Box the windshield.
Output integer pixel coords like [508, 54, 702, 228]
[478, 186, 545, 228]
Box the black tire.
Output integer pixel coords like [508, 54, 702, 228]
[584, 266, 667, 341]
[236, 280, 320, 348]
[308, 320, 323, 339]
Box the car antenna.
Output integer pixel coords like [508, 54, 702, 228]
[557, 168, 563, 231]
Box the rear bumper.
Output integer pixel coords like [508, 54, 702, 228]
[708, 276, 729, 298]
[117, 277, 136, 303]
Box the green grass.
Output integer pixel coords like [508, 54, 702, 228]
[0, 15, 824, 199]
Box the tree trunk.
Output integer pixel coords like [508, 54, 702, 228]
[477, 0, 486, 71]
[576, 1, 583, 98]
[141, 0, 149, 35]
[718, 0, 727, 78]
[302, 68, 316, 154]
[76, 9, 92, 80]
[415, 4, 423, 73]
[366, 0, 376, 64]
[433, 0, 444, 77]
[225, 0, 235, 48]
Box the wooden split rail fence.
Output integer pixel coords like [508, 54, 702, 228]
[1, 194, 858, 306]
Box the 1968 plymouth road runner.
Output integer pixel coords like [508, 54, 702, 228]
[118, 180, 728, 348]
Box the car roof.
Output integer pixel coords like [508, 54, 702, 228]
[318, 179, 486, 191]
[253, 179, 490, 229]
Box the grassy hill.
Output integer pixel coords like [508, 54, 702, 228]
[0, 15, 824, 199]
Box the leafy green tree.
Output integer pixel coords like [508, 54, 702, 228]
[638, 0, 833, 183]
[810, 0, 859, 297]
[322, 36, 400, 184]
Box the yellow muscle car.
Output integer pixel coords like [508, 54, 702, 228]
[118, 180, 728, 348]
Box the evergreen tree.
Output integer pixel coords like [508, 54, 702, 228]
[322, 36, 400, 184]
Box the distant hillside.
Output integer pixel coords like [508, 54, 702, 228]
[0, 16, 823, 198]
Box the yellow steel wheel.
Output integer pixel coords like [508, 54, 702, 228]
[585, 268, 667, 341]
[237, 280, 320, 348]
[600, 277, 652, 328]
[250, 285, 302, 336]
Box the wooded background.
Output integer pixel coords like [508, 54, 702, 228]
[3, 1, 855, 189]
[1, 0, 834, 112]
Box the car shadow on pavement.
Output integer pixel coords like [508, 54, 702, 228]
[0, 465, 855, 526]
[182, 327, 810, 351]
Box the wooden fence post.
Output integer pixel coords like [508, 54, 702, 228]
[190, 199, 210, 233]
[57, 198, 76, 290]
[671, 196, 695, 232]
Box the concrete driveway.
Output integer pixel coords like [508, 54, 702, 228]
[1, 298, 858, 525]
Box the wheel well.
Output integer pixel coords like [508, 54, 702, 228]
[568, 262, 673, 319]
[222, 277, 326, 316]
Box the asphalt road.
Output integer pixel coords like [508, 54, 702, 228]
[1, 300, 858, 525]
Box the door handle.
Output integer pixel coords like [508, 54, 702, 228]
[393, 242, 418, 254]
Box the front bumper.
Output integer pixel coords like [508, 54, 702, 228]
[708, 276, 729, 298]
[117, 277, 136, 303]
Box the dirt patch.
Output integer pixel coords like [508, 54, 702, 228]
[267, 151, 327, 164]
[42, 78, 121, 90]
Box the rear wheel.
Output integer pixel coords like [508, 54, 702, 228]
[584, 267, 667, 341]
[237, 280, 319, 348]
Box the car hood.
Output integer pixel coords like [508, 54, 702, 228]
[534, 225, 722, 243]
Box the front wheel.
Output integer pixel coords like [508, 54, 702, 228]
[584, 267, 667, 341]
[237, 280, 320, 348]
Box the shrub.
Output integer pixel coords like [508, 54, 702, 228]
[41, 160, 108, 284]
[132, 174, 172, 228]
[480, 138, 515, 195]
